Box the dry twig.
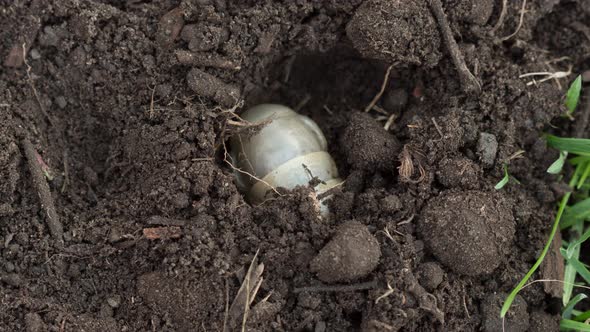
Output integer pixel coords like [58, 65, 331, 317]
[228, 250, 264, 331]
[21, 139, 64, 246]
[427, 0, 481, 95]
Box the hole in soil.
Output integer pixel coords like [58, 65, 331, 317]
[236, 46, 415, 201]
[345, 310, 363, 328]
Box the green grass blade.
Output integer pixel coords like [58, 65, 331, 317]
[566, 227, 590, 259]
[563, 294, 588, 319]
[561, 319, 590, 331]
[495, 165, 510, 190]
[566, 75, 582, 116]
[563, 222, 585, 305]
[575, 310, 590, 322]
[577, 161, 590, 189]
[570, 156, 590, 166]
[548, 151, 568, 174]
[561, 198, 590, 230]
[546, 136, 590, 156]
[502, 164, 583, 318]
[563, 248, 581, 305]
[564, 254, 590, 285]
[501, 192, 571, 317]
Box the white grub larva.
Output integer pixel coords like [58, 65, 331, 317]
[230, 104, 342, 214]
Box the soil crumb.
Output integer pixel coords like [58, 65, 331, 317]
[415, 261, 444, 291]
[418, 190, 515, 275]
[436, 156, 481, 189]
[340, 112, 400, 172]
[310, 221, 381, 283]
[529, 310, 560, 332]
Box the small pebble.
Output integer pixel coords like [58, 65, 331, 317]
[476, 132, 498, 168]
[30, 49, 41, 60]
[55, 96, 67, 109]
[4, 262, 15, 273]
[107, 294, 122, 308]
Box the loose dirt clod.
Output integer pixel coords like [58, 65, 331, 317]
[481, 293, 529, 332]
[346, 0, 442, 67]
[156, 7, 184, 47]
[310, 221, 381, 283]
[340, 112, 401, 172]
[436, 157, 481, 189]
[186, 68, 240, 107]
[418, 190, 515, 276]
[415, 261, 444, 291]
[456, 0, 494, 25]
[528, 310, 559, 332]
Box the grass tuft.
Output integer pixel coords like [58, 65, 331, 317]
[502, 77, 590, 331]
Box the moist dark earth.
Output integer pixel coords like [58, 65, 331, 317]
[1, 0, 589, 331]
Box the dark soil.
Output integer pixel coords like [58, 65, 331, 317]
[1, 0, 588, 331]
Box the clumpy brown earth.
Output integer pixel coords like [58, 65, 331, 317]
[1, 0, 589, 331]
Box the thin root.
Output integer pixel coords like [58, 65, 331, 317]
[375, 281, 395, 304]
[431, 117, 444, 139]
[519, 66, 572, 86]
[364, 64, 395, 113]
[500, 0, 528, 41]
[491, 0, 508, 34]
[383, 113, 396, 131]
